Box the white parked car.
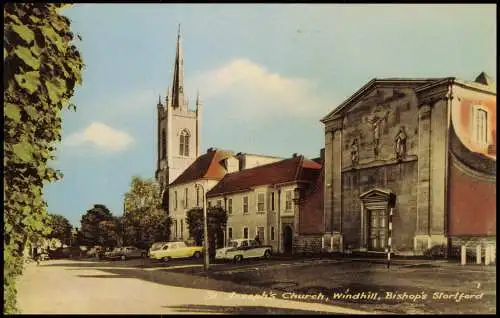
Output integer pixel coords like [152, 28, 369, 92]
[215, 239, 272, 262]
[148, 241, 203, 262]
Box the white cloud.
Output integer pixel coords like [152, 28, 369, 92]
[189, 58, 332, 120]
[64, 122, 134, 152]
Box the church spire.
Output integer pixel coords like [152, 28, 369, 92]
[171, 24, 184, 109]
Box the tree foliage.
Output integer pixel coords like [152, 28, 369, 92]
[47, 214, 72, 245]
[186, 207, 228, 248]
[79, 204, 116, 247]
[3, 3, 84, 313]
[122, 176, 171, 249]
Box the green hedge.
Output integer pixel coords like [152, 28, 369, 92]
[3, 3, 84, 313]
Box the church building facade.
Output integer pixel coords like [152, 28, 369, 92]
[320, 73, 496, 256]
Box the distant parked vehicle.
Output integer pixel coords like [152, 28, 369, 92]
[117, 246, 147, 260]
[104, 246, 146, 260]
[215, 239, 272, 262]
[87, 246, 104, 258]
[104, 247, 124, 260]
[148, 241, 203, 262]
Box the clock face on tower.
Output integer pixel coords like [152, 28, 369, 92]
[179, 86, 183, 93]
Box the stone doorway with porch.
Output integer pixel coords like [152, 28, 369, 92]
[359, 188, 396, 253]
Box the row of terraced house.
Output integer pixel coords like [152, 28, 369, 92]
[154, 28, 496, 256]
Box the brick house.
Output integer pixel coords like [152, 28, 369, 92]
[168, 148, 235, 241]
[320, 73, 496, 255]
[206, 155, 322, 253]
[167, 148, 288, 243]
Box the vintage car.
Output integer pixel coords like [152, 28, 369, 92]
[104, 247, 124, 260]
[117, 246, 147, 260]
[148, 241, 168, 257]
[86, 246, 104, 258]
[148, 241, 203, 262]
[104, 246, 146, 260]
[215, 239, 272, 262]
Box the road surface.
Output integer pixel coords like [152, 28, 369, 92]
[17, 259, 370, 314]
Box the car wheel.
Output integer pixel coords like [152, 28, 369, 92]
[264, 250, 271, 259]
[234, 255, 243, 263]
[121, 255, 126, 261]
[193, 251, 202, 259]
[163, 256, 172, 263]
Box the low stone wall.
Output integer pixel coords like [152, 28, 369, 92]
[293, 234, 323, 254]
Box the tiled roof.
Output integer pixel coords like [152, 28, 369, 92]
[207, 155, 321, 197]
[169, 149, 234, 187]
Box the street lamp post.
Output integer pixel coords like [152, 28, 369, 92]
[195, 183, 210, 271]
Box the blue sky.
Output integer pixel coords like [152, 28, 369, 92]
[44, 4, 496, 227]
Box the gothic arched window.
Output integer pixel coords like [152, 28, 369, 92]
[179, 129, 190, 156]
[161, 129, 166, 159]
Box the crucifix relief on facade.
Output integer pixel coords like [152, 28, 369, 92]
[368, 105, 392, 159]
[371, 116, 382, 157]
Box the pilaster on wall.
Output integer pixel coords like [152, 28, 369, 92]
[293, 201, 300, 238]
[416, 82, 451, 252]
[324, 131, 333, 233]
[429, 98, 448, 235]
[324, 118, 343, 234]
[332, 129, 342, 232]
[417, 104, 431, 236]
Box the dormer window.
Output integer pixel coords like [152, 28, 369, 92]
[179, 129, 190, 156]
[472, 106, 488, 146]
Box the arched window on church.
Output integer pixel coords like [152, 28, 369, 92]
[179, 129, 190, 156]
[161, 129, 166, 159]
[472, 107, 488, 146]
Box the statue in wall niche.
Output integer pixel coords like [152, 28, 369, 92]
[350, 138, 359, 166]
[395, 126, 407, 161]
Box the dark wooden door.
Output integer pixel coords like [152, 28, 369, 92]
[367, 209, 387, 251]
[283, 226, 293, 254]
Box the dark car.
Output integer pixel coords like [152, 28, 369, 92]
[118, 246, 147, 260]
[105, 246, 146, 260]
[104, 247, 124, 260]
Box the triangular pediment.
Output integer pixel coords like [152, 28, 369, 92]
[321, 78, 444, 123]
[359, 187, 396, 204]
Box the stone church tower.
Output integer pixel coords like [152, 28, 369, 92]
[156, 25, 201, 190]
